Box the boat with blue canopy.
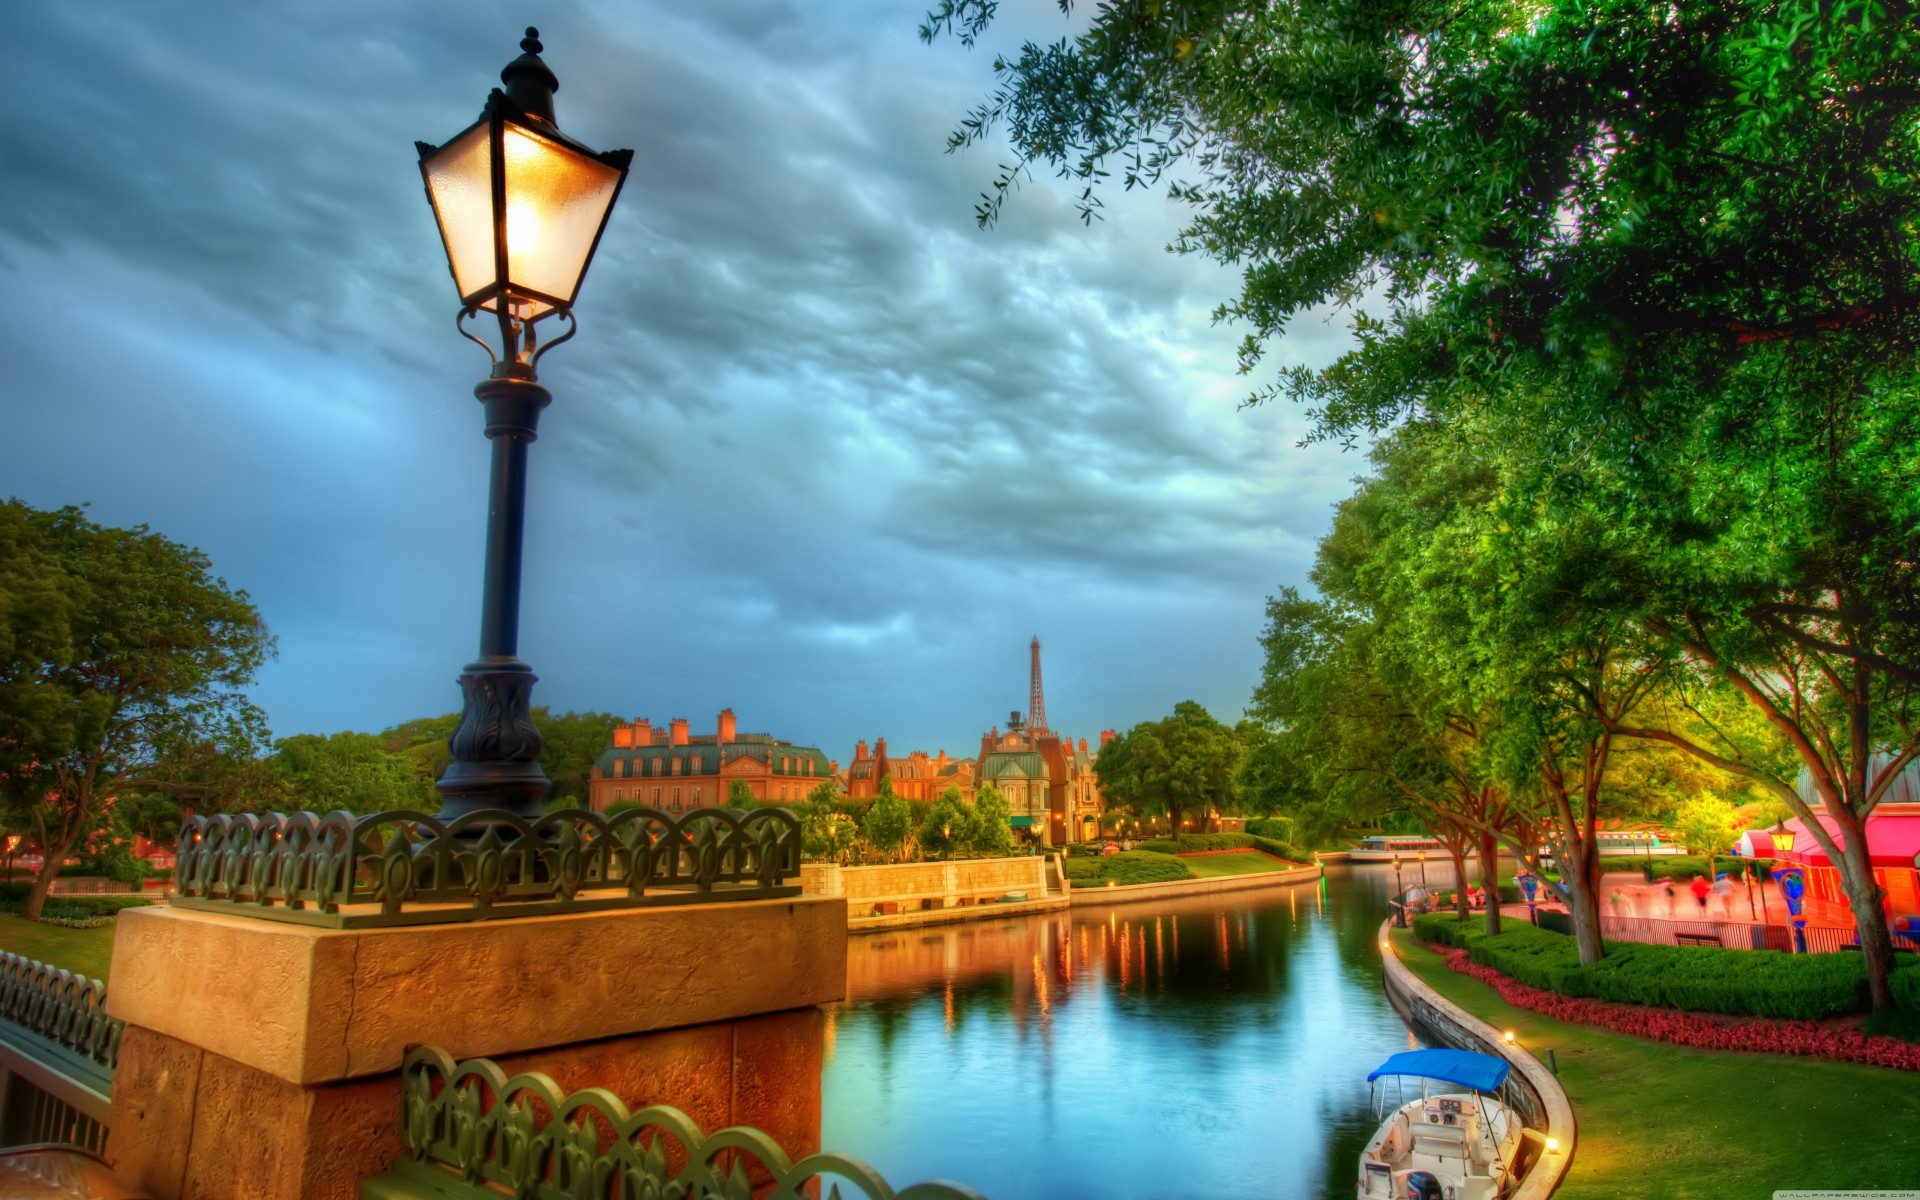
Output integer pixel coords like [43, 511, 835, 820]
[1357, 1049, 1524, 1200]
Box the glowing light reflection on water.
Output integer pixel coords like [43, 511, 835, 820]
[822, 865, 1458, 1200]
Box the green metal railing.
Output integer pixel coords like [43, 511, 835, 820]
[362, 1046, 987, 1200]
[172, 806, 802, 928]
[0, 951, 122, 1157]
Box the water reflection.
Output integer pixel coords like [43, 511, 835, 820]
[823, 866, 1456, 1200]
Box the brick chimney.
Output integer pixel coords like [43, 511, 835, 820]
[717, 708, 737, 744]
[855, 740, 869, 762]
[1078, 738, 1089, 753]
[669, 718, 689, 747]
[613, 726, 632, 749]
[1099, 728, 1118, 747]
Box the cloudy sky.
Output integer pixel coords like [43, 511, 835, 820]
[3, 0, 1360, 762]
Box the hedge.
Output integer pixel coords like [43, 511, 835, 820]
[1641, 855, 1774, 882]
[0, 884, 155, 919]
[1244, 817, 1294, 841]
[1135, 832, 1309, 862]
[1067, 850, 1195, 886]
[1409, 912, 1920, 1021]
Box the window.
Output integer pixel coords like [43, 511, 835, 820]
[652, 787, 661, 805]
[693, 787, 702, 806]
[614, 787, 624, 802]
[672, 788, 682, 809]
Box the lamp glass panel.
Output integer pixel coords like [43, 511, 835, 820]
[501, 124, 623, 311]
[421, 123, 498, 301]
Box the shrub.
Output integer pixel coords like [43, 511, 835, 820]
[1101, 852, 1194, 885]
[1641, 855, 1773, 882]
[1245, 816, 1294, 841]
[1067, 851, 1195, 886]
[1411, 913, 1878, 1020]
[0, 893, 153, 924]
[1063, 856, 1107, 883]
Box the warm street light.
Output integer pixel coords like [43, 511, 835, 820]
[1417, 849, 1429, 890]
[1391, 856, 1406, 927]
[1773, 821, 1797, 856]
[416, 28, 632, 822]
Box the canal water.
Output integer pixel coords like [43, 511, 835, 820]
[821, 865, 1458, 1200]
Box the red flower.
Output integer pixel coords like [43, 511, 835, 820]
[1426, 945, 1920, 1072]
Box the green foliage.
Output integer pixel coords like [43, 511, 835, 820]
[726, 780, 758, 810]
[271, 731, 423, 815]
[969, 785, 1015, 857]
[1141, 831, 1308, 861]
[0, 501, 273, 921]
[860, 778, 912, 863]
[1068, 850, 1195, 887]
[917, 789, 979, 859]
[1244, 816, 1294, 842]
[1672, 796, 1740, 873]
[1412, 914, 1905, 1021]
[1095, 702, 1242, 835]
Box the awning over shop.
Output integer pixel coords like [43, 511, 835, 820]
[1776, 812, 1920, 869]
[1008, 816, 1035, 828]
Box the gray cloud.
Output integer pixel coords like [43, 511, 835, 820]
[1, 0, 1361, 757]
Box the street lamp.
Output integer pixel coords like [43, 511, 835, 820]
[416, 28, 632, 822]
[1417, 849, 1429, 890]
[1392, 856, 1406, 927]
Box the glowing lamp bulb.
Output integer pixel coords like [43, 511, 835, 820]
[1503, 1030, 1516, 1044]
[1546, 1137, 1560, 1153]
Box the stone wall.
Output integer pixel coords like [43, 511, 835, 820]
[1378, 920, 1576, 1200]
[802, 857, 1048, 916]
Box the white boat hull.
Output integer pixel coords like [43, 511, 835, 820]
[1357, 1092, 1522, 1200]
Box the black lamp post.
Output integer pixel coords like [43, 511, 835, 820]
[416, 28, 632, 823]
[1417, 849, 1429, 891]
[1392, 856, 1406, 927]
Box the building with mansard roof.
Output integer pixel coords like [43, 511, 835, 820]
[587, 708, 833, 814]
[845, 739, 974, 802]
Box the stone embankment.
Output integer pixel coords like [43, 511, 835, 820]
[1066, 863, 1322, 907]
[1378, 920, 1576, 1200]
[801, 857, 1065, 931]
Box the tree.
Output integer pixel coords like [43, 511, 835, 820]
[971, 785, 1015, 857]
[1094, 702, 1241, 838]
[270, 732, 421, 814]
[726, 780, 758, 810]
[861, 777, 913, 863]
[0, 502, 273, 920]
[1673, 796, 1740, 880]
[925, 0, 1920, 439]
[918, 787, 979, 859]
[795, 781, 856, 862]
[531, 710, 622, 808]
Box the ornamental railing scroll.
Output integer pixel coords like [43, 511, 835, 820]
[361, 1045, 987, 1200]
[0, 952, 122, 1075]
[171, 806, 802, 929]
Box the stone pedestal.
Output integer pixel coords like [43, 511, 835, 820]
[103, 897, 846, 1200]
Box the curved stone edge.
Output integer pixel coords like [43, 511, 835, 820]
[1066, 864, 1322, 907]
[1378, 920, 1576, 1200]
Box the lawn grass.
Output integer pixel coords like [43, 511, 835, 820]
[1181, 850, 1291, 878]
[1390, 928, 1920, 1198]
[0, 915, 118, 981]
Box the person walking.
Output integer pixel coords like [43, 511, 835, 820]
[1664, 880, 1679, 916]
[1711, 873, 1735, 918]
[1690, 873, 1711, 913]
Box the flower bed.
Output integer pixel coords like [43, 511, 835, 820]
[1428, 943, 1920, 1072]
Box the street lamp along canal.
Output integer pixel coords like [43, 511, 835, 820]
[1391, 856, 1406, 927]
[415, 28, 633, 822]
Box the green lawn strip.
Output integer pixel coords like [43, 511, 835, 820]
[1389, 929, 1920, 1199]
[1181, 850, 1289, 878]
[0, 915, 117, 981]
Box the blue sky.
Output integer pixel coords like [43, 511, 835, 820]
[2, 0, 1359, 761]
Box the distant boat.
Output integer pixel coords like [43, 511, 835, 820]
[1348, 836, 1446, 862]
[1358, 1049, 1525, 1200]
